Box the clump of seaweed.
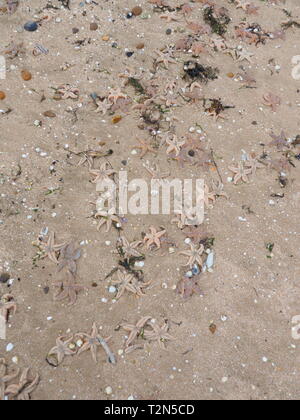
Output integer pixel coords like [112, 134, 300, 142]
[183, 61, 219, 82]
[203, 6, 230, 36]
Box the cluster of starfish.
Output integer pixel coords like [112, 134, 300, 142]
[121, 317, 175, 352]
[36, 232, 83, 305]
[47, 322, 115, 365]
[0, 359, 39, 401]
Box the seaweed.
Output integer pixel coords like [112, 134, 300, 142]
[128, 77, 145, 94]
[203, 6, 230, 36]
[183, 61, 219, 82]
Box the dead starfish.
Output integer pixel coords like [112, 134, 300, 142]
[144, 321, 175, 349]
[0, 359, 20, 401]
[57, 243, 81, 275]
[76, 323, 111, 363]
[269, 131, 290, 151]
[204, 184, 216, 209]
[228, 162, 252, 184]
[47, 335, 76, 365]
[144, 227, 166, 250]
[0, 294, 17, 321]
[89, 162, 116, 185]
[94, 98, 112, 115]
[54, 273, 84, 306]
[5, 369, 39, 401]
[39, 232, 66, 264]
[95, 208, 120, 232]
[118, 236, 143, 259]
[154, 50, 176, 69]
[108, 88, 127, 105]
[211, 180, 229, 199]
[121, 316, 152, 348]
[180, 242, 205, 268]
[177, 276, 202, 299]
[166, 135, 186, 156]
[57, 84, 79, 100]
[263, 93, 281, 112]
[112, 271, 149, 299]
[244, 154, 265, 173]
[134, 138, 157, 158]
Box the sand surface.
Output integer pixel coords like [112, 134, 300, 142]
[0, 0, 300, 401]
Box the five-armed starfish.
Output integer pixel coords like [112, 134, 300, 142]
[54, 274, 84, 306]
[144, 321, 175, 349]
[228, 162, 252, 184]
[48, 335, 76, 365]
[143, 227, 166, 250]
[134, 138, 157, 158]
[89, 162, 116, 185]
[121, 316, 152, 348]
[39, 232, 66, 264]
[95, 208, 120, 232]
[180, 243, 205, 268]
[118, 236, 143, 259]
[76, 323, 111, 363]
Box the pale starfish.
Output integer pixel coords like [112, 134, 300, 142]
[57, 243, 81, 275]
[108, 88, 127, 105]
[48, 335, 76, 365]
[121, 316, 152, 348]
[118, 236, 142, 259]
[39, 232, 66, 264]
[166, 135, 186, 156]
[95, 208, 120, 232]
[89, 162, 116, 185]
[94, 98, 112, 115]
[235, 0, 251, 11]
[154, 50, 176, 69]
[171, 211, 189, 230]
[144, 321, 175, 349]
[229, 161, 253, 184]
[5, 369, 39, 401]
[143, 162, 170, 180]
[177, 276, 202, 299]
[244, 154, 265, 173]
[0, 359, 20, 401]
[143, 227, 166, 250]
[54, 274, 84, 306]
[211, 180, 229, 199]
[57, 84, 79, 99]
[263, 93, 281, 112]
[236, 47, 254, 63]
[180, 242, 204, 268]
[112, 271, 149, 299]
[134, 138, 157, 158]
[0, 294, 17, 321]
[76, 323, 111, 363]
[269, 131, 290, 151]
[204, 184, 216, 209]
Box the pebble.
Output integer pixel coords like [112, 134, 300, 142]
[6, 343, 14, 352]
[21, 70, 32, 81]
[136, 42, 145, 50]
[90, 22, 98, 31]
[43, 110, 56, 118]
[24, 21, 38, 32]
[0, 91, 6, 100]
[132, 6, 143, 16]
[105, 386, 113, 395]
[108, 286, 117, 294]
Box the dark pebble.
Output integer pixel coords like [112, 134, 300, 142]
[166, 28, 172, 35]
[127, 13, 133, 19]
[72, 27, 79, 34]
[24, 21, 38, 32]
[0, 272, 10, 284]
[126, 51, 134, 57]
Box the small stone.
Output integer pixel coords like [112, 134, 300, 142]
[0, 91, 6, 100]
[6, 343, 14, 352]
[12, 356, 18, 364]
[90, 22, 98, 31]
[227, 72, 235, 78]
[136, 42, 145, 50]
[43, 111, 56, 118]
[72, 28, 79, 34]
[126, 51, 134, 58]
[132, 6, 143, 16]
[105, 386, 113, 395]
[21, 70, 32, 81]
[24, 21, 38, 32]
[76, 339, 83, 348]
[166, 28, 172, 35]
[108, 286, 116, 294]
[102, 35, 110, 41]
[0, 272, 10, 284]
